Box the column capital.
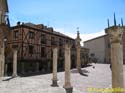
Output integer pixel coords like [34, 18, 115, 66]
[75, 38, 81, 45]
[52, 44, 58, 48]
[65, 44, 71, 50]
[75, 30, 81, 47]
[105, 26, 124, 44]
[52, 46, 58, 49]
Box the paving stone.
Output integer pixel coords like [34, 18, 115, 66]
[0, 64, 124, 93]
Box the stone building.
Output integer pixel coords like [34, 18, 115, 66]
[4, 22, 90, 75]
[5, 22, 76, 74]
[84, 21, 125, 64]
[84, 35, 107, 63]
[84, 31, 125, 64]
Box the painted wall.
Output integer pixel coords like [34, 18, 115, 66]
[84, 35, 106, 63]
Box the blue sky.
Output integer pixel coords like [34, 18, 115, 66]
[8, 0, 125, 42]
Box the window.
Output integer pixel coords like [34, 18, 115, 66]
[66, 39, 69, 43]
[72, 41, 75, 48]
[90, 53, 95, 57]
[108, 43, 110, 48]
[59, 38, 63, 46]
[51, 37, 56, 45]
[41, 34, 47, 44]
[29, 45, 34, 54]
[59, 48, 63, 57]
[12, 45, 18, 49]
[41, 47, 46, 57]
[29, 31, 34, 39]
[14, 31, 19, 38]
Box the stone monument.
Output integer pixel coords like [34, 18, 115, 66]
[75, 29, 81, 72]
[63, 44, 73, 93]
[51, 47, 58, 87]
[0, 0, 9, 79]
[12, 49, 17, 77]
[105, 26, 124, 91]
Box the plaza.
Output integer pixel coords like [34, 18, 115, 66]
[0, 1, 125, 93]
[0, 64, 125, 93]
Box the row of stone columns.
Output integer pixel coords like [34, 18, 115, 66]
[0, 27, 124, 93]
[51, 45, 73, 93]
[51, 27, 125, 93]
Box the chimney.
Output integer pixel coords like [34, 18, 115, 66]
[48, 27, 53, 32]
[17, 21, 20, 25]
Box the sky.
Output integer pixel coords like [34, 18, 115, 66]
[8, 0, 125, 44]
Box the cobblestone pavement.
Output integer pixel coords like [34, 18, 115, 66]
[0, 64, 125, 93]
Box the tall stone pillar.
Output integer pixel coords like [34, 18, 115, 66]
[63, 44, 73, 93]
[105, 26, 124, 90]
[12, 49, 17, 77]
[0, 0, 9, 79]
[51, 47, 58, 87]
[0, 40, 5, 79]
[76, 45, 81, 71]
[0, 46, 2, 79]
[1, 41, 5, 77]
[0, 0, 9, 24]
[75, 31, 81, 72]
[0, 47, 3, 78]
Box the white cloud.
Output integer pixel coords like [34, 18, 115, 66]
[55, 28, 105, 46]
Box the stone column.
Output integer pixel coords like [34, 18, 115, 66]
[0, 0, 9, 24]
[76, 45, 81, 71]
[0, 41, 5, 79]
[105, 26, 124, 90]
[51, 47, 58, 87]
[75, 31, 81, 72]
[63, 44, 73, 93]
[0, 47, 2, 79]
[12, 49, 17, 77]
[1, 41, 5, 77]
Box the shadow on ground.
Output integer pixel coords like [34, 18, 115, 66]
[71, 65, 93, 77]
[2, 77, 14, 81]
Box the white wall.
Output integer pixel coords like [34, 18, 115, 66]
[84, 36, 106, 63]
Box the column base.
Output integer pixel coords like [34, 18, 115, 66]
[64, 87, 73, 93]
[0, 77, 3, 81]
[12, 74, 18, 78]
[51, 80, 58, 87]
[78, 68, 82, 73]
